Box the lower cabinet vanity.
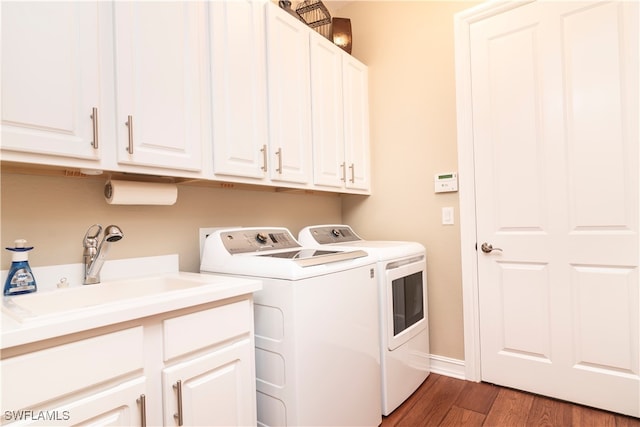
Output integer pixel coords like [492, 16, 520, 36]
[0, 278, 260, 427]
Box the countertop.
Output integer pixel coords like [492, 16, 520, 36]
[1, 256, 261, 350]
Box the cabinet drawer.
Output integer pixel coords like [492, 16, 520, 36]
[163, 299, 253, 361]
[1, 327, 144, 411]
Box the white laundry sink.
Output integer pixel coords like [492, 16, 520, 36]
[2, 274, 216, 322]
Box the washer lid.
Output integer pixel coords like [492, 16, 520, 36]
[257, 248, 368, 267]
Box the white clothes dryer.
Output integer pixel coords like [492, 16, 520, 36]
[298, 224, 430, 416]
[200, 227, 381, 427]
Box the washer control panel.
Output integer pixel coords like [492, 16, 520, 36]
[220, 228, 300, 254]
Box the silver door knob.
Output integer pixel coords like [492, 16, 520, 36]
[481, 242, 503, 253]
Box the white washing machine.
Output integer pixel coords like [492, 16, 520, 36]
[200, 227, 382, 427]
[298, 224, 430, 416]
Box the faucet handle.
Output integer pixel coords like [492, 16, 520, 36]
[83, 224, 102, 248]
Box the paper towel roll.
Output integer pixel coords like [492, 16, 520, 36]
[105, 180, 178, 205]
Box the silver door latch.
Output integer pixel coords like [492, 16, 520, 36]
[481, 242, 503, 253]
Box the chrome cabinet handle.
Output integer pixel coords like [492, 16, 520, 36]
[349, 163, 355, 183]
[126, 115, 134, 154]
[136, 394, 146, 427]
[91, 107, 99, 149]
[173, 380, 183, 426]
[481, 242, 503, 253]
[261, 144, 268, 172]
[340, 162, 346, 181]
[276, 148, 283, 174]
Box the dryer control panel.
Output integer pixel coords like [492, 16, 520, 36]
[304, 225, 362, 244]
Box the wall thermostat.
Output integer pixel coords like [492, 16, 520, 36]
[434, 172, 458, 193]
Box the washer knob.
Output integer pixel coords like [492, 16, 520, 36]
[256, 233, 268, 244]
[331, 229, 341, 237]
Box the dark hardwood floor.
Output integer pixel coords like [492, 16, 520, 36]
[381, 373, 640, 427]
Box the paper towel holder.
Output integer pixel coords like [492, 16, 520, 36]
[104, 181, 115, 200]
[104, 178, 179, 206]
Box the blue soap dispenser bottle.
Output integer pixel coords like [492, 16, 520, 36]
[4, 239, 37, 296]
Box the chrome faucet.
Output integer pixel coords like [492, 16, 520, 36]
[83, 224, 124, 285]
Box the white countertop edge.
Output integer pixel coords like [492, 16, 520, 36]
[1, 271, 262, 350]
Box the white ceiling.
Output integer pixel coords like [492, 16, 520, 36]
[324, 1, 354, 15]
[292, 1, 354, 17]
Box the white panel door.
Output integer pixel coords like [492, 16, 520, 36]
[471, 1, 638, 417]
[114, 1, 204, 172]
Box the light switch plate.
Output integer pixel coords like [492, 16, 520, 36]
[442, 207, 454, 225]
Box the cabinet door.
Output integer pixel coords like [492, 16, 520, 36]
[2, 327, 146, 426]
[1, 2, 103, 161]
[310, 34, 346, 189]
[2, 378, 147, 427]
[114, 2, 204, 172]
[162, 338, 256, 426]
[343, 56, 371, 191]
[265, 4, 312, 184]
[210, 1, 269, 180]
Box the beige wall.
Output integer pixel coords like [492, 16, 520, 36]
[338, 1, 481, 360]
[0, 171, 341, 274]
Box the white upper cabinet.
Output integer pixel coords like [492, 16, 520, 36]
[342, 55, 371, 192]
[2, 0, 370, 194]
[265, 3, 313, 185]
[1, 2, 106, 164]
[310, 34, 371, 192]
[113, 1, 205, 173]
[210, 0, 270, 180]
[310, 34, 346, 189]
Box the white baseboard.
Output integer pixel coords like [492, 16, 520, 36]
[429, 354, 466, 380]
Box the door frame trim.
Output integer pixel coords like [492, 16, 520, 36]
[454, 0, 536, 382]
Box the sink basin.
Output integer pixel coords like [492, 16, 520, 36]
[2, 275, 216, 322]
